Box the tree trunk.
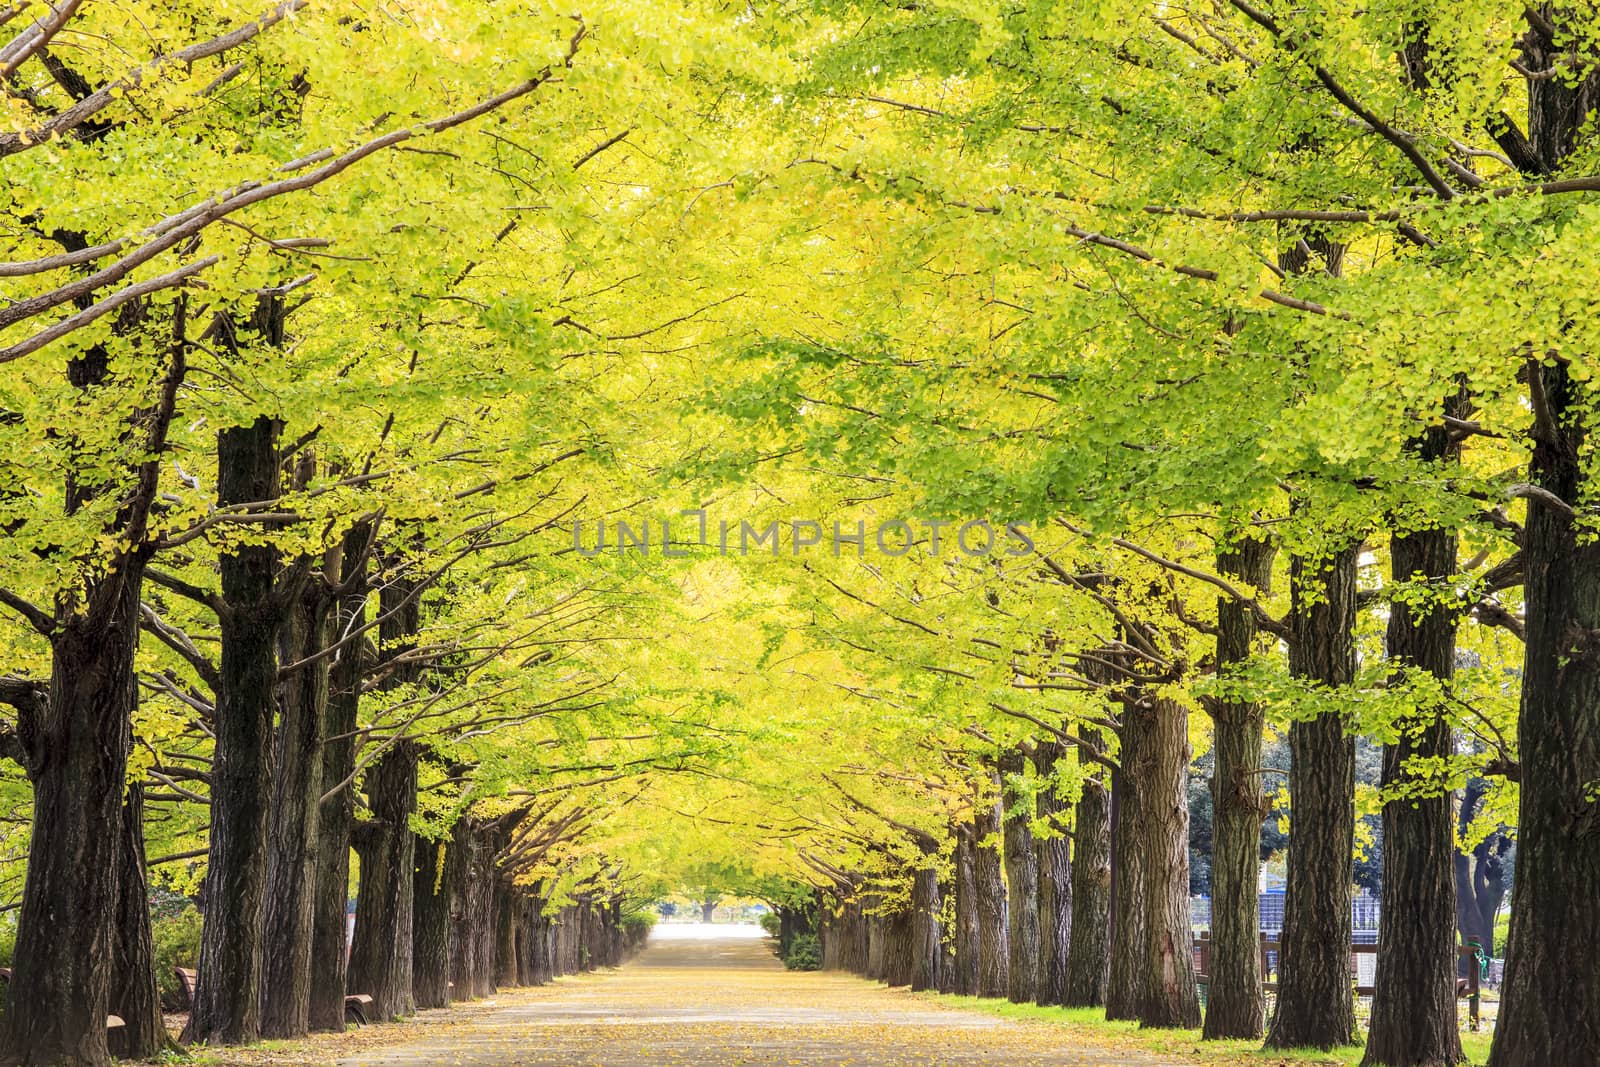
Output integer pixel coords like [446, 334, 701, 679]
[1033, 741, 1072, 1007]
[346, 555, 422, 1020]
[527, 895, 554, 985]
[909, 864, 942, 992]
[1364, 504, 1463, 1066]
[700, 900, 716, 923]
[261, 567, 336, 1038]
[0, 568, 143, 1067]
[188, 415, 286, 1047]
[346, 742, 419, 1019]
[1490, 365, 1600, 1064]
[449, 817, 496, 998]
[109, 782, 168, 1060]
[1489, 24, 1600, 1062]
[882, 908, 915, 987]
[1453, 779, 1508, 959]
[1203, 536, 1274, 1040]
[495, 882, 519, 988]
[1133, 694, 1201, 1029]
[953, 824, 980, 995]
[830, 900, 869, 974]
[973, 794, 1009, 998]
[308, 524, 370, 1032]
[413, 835, 453, 1009]
[1266, 545, 1358, 1050]
[1000, 751, 1040, 1004]
[1106, 713, 1147, 1022]
[1065, 728, 1111, 1008]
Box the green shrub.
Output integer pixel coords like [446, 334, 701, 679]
[621, 908, 657, 939]
[151, 906, 204, 1009]
[758, 912, 781, 938]
[782, 932, 821, 971]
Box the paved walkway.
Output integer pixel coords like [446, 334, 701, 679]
[343, 923, 1183, 1066]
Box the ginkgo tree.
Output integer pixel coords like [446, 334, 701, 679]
[1, 3, 1597, 1067]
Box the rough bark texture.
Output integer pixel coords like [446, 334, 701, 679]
[1033, 741, 1072, 1007]
[308, 524, 370, 1033]
[0, 588, 139, 1067]
[865, 904, 886, 981]
[188, 415, 286, 1047]
[449, 817, 495, 999]
[1105, 712, 1147, 1022]
[881, 908, 915, 988]
[346, 741, 419, 1019]
[1133, 694, 1201, 1029]
[495, 881, 520, 988]
[1000, 751, 1040, 1004]
[261, 566, 336, 1038]
[1203, 537, 1274, 1040]
[1065, 728, 1111, 1008]
[909, 865, 942, 992]
[1488, 18, 1600, 1063]
[1365, 476, 1464, 1066]
[952, 824, 980, 996]
[412, 835, 454, 1009]
[973, 793, 1010, 998]
[526, 893, 554, 985]
[1266, 545, 1358, 1050]
[823, 900, 869, 974]
[346, 561, 422, 1020]
[0, 278, 179, 1067]
[108, 782, 168, 1060]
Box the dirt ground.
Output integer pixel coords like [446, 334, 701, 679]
[309, 923, 1184, 1067]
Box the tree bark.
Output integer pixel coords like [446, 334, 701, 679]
[1266, 545, 1358, 1050]
[346, 741, 419, 1019]
[412, 835, 453, 1009]
[1203, 536, 1274, 1040]
[1453, 779, 1507, 958]
[1033, 740, 1072, 1007]
[346, 556, 422, 1020]
[1488, 21, 1600, 1063]
[1000, 750, 1040, 1004]
[952, 823, 980, 995]
[1133, 694, 1201, 1029]
[909, 864, 942, 992]
[0, 574, 142, 1067]
[308, 523, 370, 1033]
[1065, 728, 1111, 1008]
[527, 893, 554, 985]
[0, 270, 180, 1067]
[261, 558, 336, 1038]
[188, 414, 287, 1047]
[882, 907, 915, 987]
[0, 600, 137, 1066]
[449, 816, 496, 998]
[1365, 480, 1464, 1066]
[973, 793, 1009, 998]
[109, 782, 168, 1060]
[495, 882, 519, 988]
[1106, 712, 1147, 1022]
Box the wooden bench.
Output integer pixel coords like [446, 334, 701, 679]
[177, 965, 375, 1026]
[0, 967, 125, 1032]
[343, 992, 374, 1026]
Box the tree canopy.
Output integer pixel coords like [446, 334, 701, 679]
[1, 3, 1597, 1066]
